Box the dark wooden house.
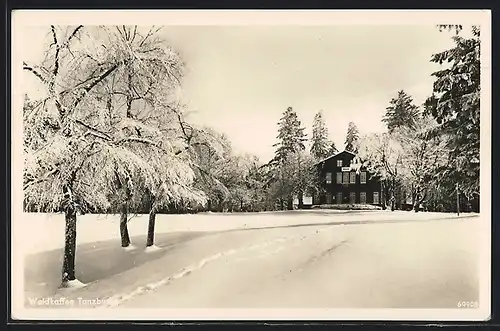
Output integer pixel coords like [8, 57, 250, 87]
[313, 150, 383, 206]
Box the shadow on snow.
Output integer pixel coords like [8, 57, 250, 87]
[24, 212, 477, 304]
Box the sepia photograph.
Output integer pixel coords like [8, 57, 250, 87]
[11, 10, 491, 321]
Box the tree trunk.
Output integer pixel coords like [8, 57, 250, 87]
[146, 209, 156, 247]
[207, 199, 212, 212]
[120, 202, 131, 247]
[414, 198, 425, 213]
[298, 191, 304, 209]
[61, 207, 77, 285]
[413, 198, 420, 213]
[412, 189, 420, 212]
[390, 191, 395, 212]
[279, 198, 284, 210]
[396, 185, 401, 210]
[414, 191, 426, 213]
[411, 184, 416, 211]
[287, 197, 293, 210]
[391, 178, 396, 211]
[382, 181, 387, 210]
[382, 180, 389, 210]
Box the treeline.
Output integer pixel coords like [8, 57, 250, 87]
[354, 25, 480, 213]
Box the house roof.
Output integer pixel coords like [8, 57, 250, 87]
[314, 150, 356, 165]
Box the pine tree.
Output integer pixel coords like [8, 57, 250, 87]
[424, 25, 480, 200]
[271, 106, 307, 210]
[273, 107, 307, 163]
[310, 110, 333, 160]
[382, 90, 421, 133]
[344, 122, 360, 153]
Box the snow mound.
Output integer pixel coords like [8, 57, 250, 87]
[144, 245, 162, 253]
[122, 245, 136, 251]
[60, 279, 87, 289]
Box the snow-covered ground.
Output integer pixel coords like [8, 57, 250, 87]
[18, 210, 477, 255]
[15, 210, 488, 320]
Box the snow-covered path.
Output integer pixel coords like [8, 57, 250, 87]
[117, 214, 480, 309]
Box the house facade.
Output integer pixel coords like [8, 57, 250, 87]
[313, 150, 383, 206]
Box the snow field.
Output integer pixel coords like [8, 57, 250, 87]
[18, 211, 478, 255]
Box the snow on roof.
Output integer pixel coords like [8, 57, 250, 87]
[314, 150, 356, 165]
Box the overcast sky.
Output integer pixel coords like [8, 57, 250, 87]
[21, 25, 456, 162]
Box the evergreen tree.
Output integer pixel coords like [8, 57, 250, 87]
[310, 110, 332, 160]
[273, 107, 307, 163]
[382, 90, 421, 133]
[424, 25, 480, 200]
[344, 122, 360, 153]
[271, 106, 307, 210]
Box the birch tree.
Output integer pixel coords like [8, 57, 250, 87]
[94, 26, 211, 247]
[23, 25, 126, 286]
[22, 25, 192, 285]
[131, 111, 208, 248]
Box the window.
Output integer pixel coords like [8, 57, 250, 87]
[360, 192, 367, 204]
[337, 160, 343, 167]
[336, 172, 342, 184]
[373, 192, 380, 204]
[343, 172, 349, 184]
[336, 192, 343, 204]
[325, 172, 332, 184]
[349, 172, 356, 184]
[325, 193, 333, 204]
[349, 192, 356, 204]
[360, 172, 367, 184]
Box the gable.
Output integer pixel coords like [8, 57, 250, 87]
[314, 150, 356, 166]
[315, 150, 376, 177]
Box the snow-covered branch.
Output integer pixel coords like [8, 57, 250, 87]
[23, 62, 49, 84]
[71, 63, 120, 114]
[23, 167, 60, 190]
[75, 119, 113, 141]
